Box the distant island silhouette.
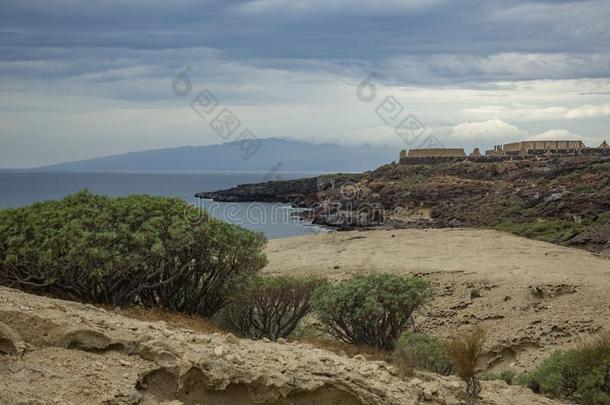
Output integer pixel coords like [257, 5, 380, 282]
[32, 138, 396, 173]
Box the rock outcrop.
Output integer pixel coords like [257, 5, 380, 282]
[0, 287, 560, 404]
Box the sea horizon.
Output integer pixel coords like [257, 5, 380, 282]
[0, 170, 328, 239]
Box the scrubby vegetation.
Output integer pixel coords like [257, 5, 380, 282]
[494, 220, 589, 244]
[393, 332, 453, 376]
[311, 273, 433, 351]
[221, 275, 326, 341]
[480, 370, 517, 385]
[0, 191, 267, 317]
[519, 334, 610, 405]
[444, 327, 486, 403]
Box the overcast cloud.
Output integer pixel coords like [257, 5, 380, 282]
[1, 0, 609, 167]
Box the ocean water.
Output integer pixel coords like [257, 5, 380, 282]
[0, 171, 327, 239]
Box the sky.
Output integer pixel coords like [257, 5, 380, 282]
[1, 0, 609, 168]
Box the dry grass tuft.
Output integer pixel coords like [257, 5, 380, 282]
[292, 336, 392, 363]
[111, 306, 226, 335]
[444, 327, 486, 403]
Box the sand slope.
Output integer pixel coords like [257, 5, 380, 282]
[265, 229, 610, 370]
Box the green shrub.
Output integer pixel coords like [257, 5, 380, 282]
[520, 334, 610, 404]
[480, 370, 517, 385]
[444, 327, 486, 403]
[495, 220, 588, 244]
[311, 273, 433, 351]
[0, 191, 267, 317]
[221, 275, 326, 341]
[393, 332, 453, 376]
[597, 211, 610, 225]
[574, 184, 596, 193]
[593, 161, 610, 171]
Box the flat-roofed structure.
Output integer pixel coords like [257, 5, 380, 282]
[486, 140, 586, 157]
[400, 139, 608, 165]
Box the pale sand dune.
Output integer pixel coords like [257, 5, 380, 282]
[265, 229, 610, 370]
[265, 228, 609, 284]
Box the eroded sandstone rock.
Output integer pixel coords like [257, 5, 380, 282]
[0, 321, 25, 355]
[0, 287, 562, 405]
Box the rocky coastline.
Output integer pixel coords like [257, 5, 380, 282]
[196, 157, 610, 255]
[195, 173, 391, 230]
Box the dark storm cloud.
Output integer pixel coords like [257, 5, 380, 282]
[1, 1, 607, 55]
[0, 0, 608, 98]
[3, 2, 607, 53]
[2, 0, 610, 169]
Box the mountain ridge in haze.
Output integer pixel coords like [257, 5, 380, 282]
[33, 138, 396, 173]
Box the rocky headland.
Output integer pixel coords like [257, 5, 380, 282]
[197, 156, 610, 256]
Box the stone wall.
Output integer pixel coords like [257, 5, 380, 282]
[400, 141, 608, 165]
[407, 148, 467, 158]
[488, 140, 586, 157]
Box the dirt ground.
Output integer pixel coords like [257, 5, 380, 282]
[265, 228, 610, 371]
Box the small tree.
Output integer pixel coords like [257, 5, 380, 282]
[222, 275, 326, 341]
[311, 273, 433, 351]
[444, 327, 486, 404]
[0, 191, 267, 317]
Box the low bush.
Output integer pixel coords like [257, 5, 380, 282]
[495, 220, 588, 244]
[597, 211, 610, 224]
[574, 184, 596, 193]
[311, 273, 433, 351]
[444, 327, 486, 403]
[393, 332, 453, 376]
[520, 334, 610, 404]
[480, 370, 517, 385]
[0, 191, 267, 317]
[593, 161, 610, 171]
[221, 275, 326, 341]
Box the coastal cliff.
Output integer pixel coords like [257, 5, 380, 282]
[196, 177, 320, 204]
[197, 156, 610, 256]
[196, 173, 361, 205]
